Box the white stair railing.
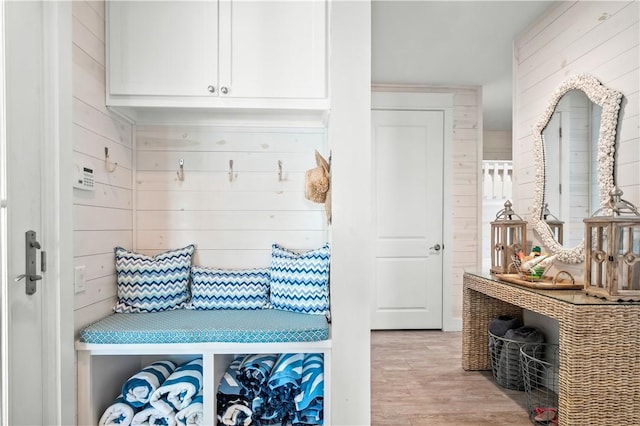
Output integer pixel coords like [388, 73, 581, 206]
[482, 160, 513, 199]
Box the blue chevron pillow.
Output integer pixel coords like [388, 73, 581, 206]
[114, 245, 195, 313]
[188, 266, 271, 310]
[269, 243, 330, 315]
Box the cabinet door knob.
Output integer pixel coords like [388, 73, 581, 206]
[220, 86, 229, 95]
[207, 85, 216, 93]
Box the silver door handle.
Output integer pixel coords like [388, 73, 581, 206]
[18, 230, 42, 295]
[429, 244, 442, 251]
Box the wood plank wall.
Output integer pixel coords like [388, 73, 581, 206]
[514, 0, 640, 240]
[72, 1, 134, 335]
[134, 126, 329, 268]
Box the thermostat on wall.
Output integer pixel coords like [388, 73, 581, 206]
[73, 163, 95, 191]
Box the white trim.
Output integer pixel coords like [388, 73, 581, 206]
[41, 3, 73, 424]
[0, 0, 8, 423]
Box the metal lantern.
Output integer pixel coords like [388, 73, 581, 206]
[490, 200, 527, 274]
[543, 203, 564, 245]
[584, 188, 640, 301]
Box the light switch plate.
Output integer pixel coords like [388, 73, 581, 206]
[74, 265, 86, 293]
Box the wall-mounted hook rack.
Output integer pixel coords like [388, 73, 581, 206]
[177, 159, 184, 181]
[229, 159, 234, 182]
[278, 160, 283, 182]
[104, 147, 118, 173]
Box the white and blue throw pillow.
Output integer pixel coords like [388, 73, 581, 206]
[269, 243, 330, 315]
[188, 266, 271, 310]
[114, 245, 195, 313]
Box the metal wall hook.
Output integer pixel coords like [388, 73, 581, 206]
[177, 159, 184, 181]
[104, 147, 118, 173]
[228, 159, 234, 182]
[278, 160, 283, 182]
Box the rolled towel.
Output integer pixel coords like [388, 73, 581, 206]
[217, 358, 253, 426]
[99, 394, 138, 426]
[294, 354, 324, 414]
[238, 353, 277, 396]
[176, 391, 203, 426]
[489, 315, 522, 337]
[263, 353, 304, 424]
[131, 405, 177, 426]
[122, 360, 177, 407]
[150, 358, 203, 414]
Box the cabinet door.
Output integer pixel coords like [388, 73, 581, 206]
[108, 1, 218, 97]
[219, 0, 327, 100]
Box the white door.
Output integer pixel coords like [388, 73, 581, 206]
[1, 2, 69, 424]
[372, 110, 444, 329]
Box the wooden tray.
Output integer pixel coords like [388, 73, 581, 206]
[494, 273, 584, 290]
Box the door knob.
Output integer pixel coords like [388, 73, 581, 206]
[429, 244, 442, 251]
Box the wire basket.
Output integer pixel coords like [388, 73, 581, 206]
[521, 343, 559, 425]
[488, 331, 544, 391]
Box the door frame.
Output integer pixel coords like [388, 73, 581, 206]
[0, 2, 73, 424]
[371, 87, 455, 331]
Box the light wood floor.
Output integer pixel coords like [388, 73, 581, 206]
[371, 330, 532, 425]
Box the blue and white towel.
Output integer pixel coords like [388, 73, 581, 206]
[256, 353, 304, 424]
[176, 391, 203, 426]
[217, 358, 253, 426]
[150, 358, 203, 414]
[99, 394, 138, 426]
[122, 360, 177, 407]
[294, 354, 324, 425]
[131, 405, 177, 426]
[238, 353, 277, 395]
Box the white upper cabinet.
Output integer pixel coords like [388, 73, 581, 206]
[107, 1, 328, 112]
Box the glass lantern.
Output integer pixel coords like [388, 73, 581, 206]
[490, 200, 527, 274]
[583, 188, 640, 301]
[543, 203, 564, 245]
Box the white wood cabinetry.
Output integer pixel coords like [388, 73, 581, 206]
[107, 0, 328, 112]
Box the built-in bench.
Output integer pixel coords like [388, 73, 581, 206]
[76, 309, 332, 425]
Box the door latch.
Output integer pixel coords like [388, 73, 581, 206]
[15, 230, 43, 295]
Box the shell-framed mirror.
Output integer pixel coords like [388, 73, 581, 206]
[530, 73, 623, 263]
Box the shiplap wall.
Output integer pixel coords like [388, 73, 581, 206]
[134, 126, 329, 268]
[72, 1, 133, 335]
[514, 0, 640, 247]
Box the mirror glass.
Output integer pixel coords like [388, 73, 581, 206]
[542, 90, 601, 248]
[530, 74, 622, 264]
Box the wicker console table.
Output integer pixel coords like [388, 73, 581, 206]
[463, 271, 640, 426]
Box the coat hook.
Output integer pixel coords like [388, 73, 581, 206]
[177, 159, 184, 181]
[229, 159, 234, 182]
[104, 147, 118, 173]
[278, 160, 283, 182]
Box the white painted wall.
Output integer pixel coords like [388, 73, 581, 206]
[133, 125, 329, 266]
[328, 2, 372, 424]
[483, 129, 512, 160]
[72, 1, 133, 335]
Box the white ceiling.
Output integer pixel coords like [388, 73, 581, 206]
[372, 1, 554, 131]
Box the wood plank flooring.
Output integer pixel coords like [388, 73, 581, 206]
[371, 330, 532, 425]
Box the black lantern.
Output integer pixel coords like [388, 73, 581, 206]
[490, 200, 527, 274]
[584, 188, 640, 301]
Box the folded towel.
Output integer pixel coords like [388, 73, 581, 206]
[99, 395, 138, 426]
[489, 315, 522, 337]
[131, 405, 177, 426]
[150, 358, 203, 414]
[176, 391, 203, 426]
[122, 360, 177, 407]
[496, 326, 544, 390]
[238, 354, 277, 396]
[294, 353, 323, 415]
[218, 402, 252, 426]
